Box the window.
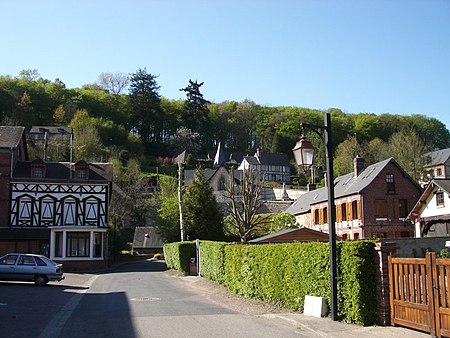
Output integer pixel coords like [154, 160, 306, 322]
[352, 201, 358, 220]
[374, 199, 388, 219]
[18, 256, 36, 266]
[386, 174, 395, 193]
[34, 256, 47, 266]
[94, 232, 102, 257]
[33, 167, 44, 178]
[341, 203, 347, 221]
[437, 168, 443, 177]
[314, 209, 320, 225]
[54, 232, 63, 257]
[1, 254, 18, 265]
[437, 192, 445, 207]
[67, 232, 90, 257]
[353, 233, 360, 240]
[342, 234, 348, 240]
[77, 169, 87, 179]
[323, 207, 328, 224]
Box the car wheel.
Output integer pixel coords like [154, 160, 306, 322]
[34, 275, 49, 286]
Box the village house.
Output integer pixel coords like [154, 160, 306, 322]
[424, 148, 450, 179]
[0, 126, 113, 270]
[408, 179, 450, 238]
[286, 156, 423, 239]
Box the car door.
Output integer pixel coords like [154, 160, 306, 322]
[0, 254, 19, 280]
[14, 255, 38, 281]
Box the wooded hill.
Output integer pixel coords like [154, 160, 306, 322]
[1, 69, 449, 179]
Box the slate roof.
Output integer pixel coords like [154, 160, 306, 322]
[29, 126, 72, 135]
[425, 148, 450, 167]
[12, 161, 113, 181]
[132, 227, 164, 248]
[242, 151, 291, 167]
[0, 126, 25, 149]
[286, 157, 411, 215]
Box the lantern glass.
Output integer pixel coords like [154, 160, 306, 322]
[292, 135, 315, 167]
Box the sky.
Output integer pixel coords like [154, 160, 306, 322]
[1, 0, 449, 130]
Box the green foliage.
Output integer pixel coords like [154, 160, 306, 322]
[439, 248, 450, 258]
[269, 213, 297, 233]
[183, 168, 224, 240]
[198, 241, 229, 284]
[163, 241, 196, 273]
[218, 241, 377, 325]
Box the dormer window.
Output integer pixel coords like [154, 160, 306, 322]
[33, 167, 44, 178]
[30, 158, 46, 178]
[77, 169, 87, 179]
[74, 160, 89, 180]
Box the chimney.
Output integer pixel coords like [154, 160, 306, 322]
[307, 183, 316, 191]
[354, 155, 366, 176]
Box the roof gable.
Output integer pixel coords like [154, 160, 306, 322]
[0, 126, 25, 149]
[425, 148, 450, 167]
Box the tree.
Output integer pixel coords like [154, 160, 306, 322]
[224, 168, 271, 242]
[333, 135, 364, 176]
[97, 72, 129, 95]
[270, 212, 297, 233]
[129, 68, 163, 145]
[151, 175, 180, 243]
[168, 127, 201, 155]
[388, 127, 428, 182]
[183, 168, 224, 240]
[180, 80, 210, 143]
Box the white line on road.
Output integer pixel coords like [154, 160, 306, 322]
[38, 275, 98, 338]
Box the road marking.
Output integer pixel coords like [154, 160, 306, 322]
[130, 297, 161, 301]
[38, 275, 98, 338]
[0, 303, 7, 306]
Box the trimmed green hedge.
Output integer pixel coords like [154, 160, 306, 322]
[164, 240, 377, 325]
[163, 241, 196, 273]
[198, 241, 228, 284]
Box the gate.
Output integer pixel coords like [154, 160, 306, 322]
[389, 252, 450, 337]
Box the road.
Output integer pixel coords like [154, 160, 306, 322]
[0, 259, 305, 338]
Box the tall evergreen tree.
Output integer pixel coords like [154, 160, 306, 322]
[183, 168, 224, 240]
[180, 80, 211, 145]
[129, 68, 163, 145]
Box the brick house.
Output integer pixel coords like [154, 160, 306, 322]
[0, 126, 113, 270]
[286, 157, 423, 239]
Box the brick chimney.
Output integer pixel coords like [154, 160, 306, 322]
[354, 155, 366, 176]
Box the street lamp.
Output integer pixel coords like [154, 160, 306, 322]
[292, 112, 338, 321]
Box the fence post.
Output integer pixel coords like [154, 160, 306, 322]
[374, 241, 399, 325]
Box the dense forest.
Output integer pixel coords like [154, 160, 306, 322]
[1, 69, 449, 178]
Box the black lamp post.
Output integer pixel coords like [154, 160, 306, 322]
[292, 112, 338, 321]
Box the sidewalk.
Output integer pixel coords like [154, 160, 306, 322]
[262, 313, 430, 338]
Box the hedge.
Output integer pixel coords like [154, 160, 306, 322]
[164, 240, 377, 325]
[163, 241, 196, 273]
[198, 241, 228, 284]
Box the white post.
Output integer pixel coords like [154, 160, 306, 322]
[178, 162, 184, 241]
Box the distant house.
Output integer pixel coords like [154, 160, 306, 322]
[132, 227, 164, 255]
[286, 157, 423, 240]
[249, 227, 340, 244]
[408, 179, 450, 237]
[0, 126, 113, 271]
[237, 149, 291, 183]
[424, 148, 450, 179]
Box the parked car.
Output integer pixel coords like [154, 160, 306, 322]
[0, 253, 64, 286]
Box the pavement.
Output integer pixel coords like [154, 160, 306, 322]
[60, 263, 431, 338]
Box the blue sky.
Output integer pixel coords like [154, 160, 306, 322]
[1, 0, 449, 130]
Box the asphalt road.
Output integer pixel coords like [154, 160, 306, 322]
[0, 260, 306, 338]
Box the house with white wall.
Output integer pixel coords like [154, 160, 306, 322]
[408, 179, 450, 237]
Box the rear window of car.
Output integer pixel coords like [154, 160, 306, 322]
[34, 256, 47, 266]
[18, 256, 36, 266]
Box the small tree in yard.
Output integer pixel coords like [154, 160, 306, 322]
[224, 168, 271, 243]
[183, 168, 224, 240]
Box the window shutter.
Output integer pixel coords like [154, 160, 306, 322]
[336, 204, 341, 222]
[347, 202, 352, 221]
[357, 200, 362, 220]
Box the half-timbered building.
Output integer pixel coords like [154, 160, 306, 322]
[0, 126, 112, 270]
